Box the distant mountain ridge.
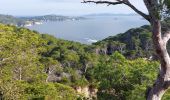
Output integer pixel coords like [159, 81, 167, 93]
[0, 14, 25, 26]
[19, 14, 85, 22]
[0, 14, 85, 27]
[0, 13, 139, 26]
[84, 13, 138, 17]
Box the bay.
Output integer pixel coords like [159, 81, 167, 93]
[26, 15, 149, 44]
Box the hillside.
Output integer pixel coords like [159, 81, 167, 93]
[93, 18, 170, 59]
[2, 23, 170, 99]
[93, 25, 154, 59]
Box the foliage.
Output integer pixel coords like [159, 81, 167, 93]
[1, 22, 170, 99]
[86, 52, 159, 100]
[0, 81, 78, 100]
[0, 24, 79, 99]
[94, 25, 158, 59]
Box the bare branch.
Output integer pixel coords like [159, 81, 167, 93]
[82, 0, 124, 5]
[124, 2, 150, 22]
[82, 0, 150, 22]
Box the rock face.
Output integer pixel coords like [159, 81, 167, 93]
[95, 42, 126, 56]
[95, 48, 107, 55]
[74, 86, 98, 99]
[46, 72, 71, 82]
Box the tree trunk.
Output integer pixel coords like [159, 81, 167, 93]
[147, 20, 170, 100]
[19, 67, 22, 80]
[83, 0, 170, 99]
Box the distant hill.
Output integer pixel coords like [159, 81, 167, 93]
[84, 13, 138, 17]
[0, 14, 25, 26]
[19, 14, 85, 22]
[0, 14, 86, 27]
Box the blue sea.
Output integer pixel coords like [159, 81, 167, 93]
[27, 15, 149, 44]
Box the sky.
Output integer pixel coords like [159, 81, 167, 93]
[0, 0, 148, 16]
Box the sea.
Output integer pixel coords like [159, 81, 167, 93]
[26, 15, 149, 44]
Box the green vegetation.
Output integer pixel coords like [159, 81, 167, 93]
[1, 20, 170, 99]
[86, 52, 159, 100]
[94, 18, 170, 59]
[0, 24, 79, 100]
[94, 25, 154, 59]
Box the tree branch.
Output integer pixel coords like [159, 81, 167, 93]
[82, 0, 124, 5]
[82, 0, 150, 22]
[124, 2, 150, 22]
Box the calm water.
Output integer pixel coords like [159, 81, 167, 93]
[27, 16, 149, 44]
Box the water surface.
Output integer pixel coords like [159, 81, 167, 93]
[27, 15, 149, 44]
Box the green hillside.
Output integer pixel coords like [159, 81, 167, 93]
[94, 18, 170, 59]
[1, 23, 170, 99]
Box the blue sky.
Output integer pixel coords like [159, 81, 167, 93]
[0, 0, 147, 16]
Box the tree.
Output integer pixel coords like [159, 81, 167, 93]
[86, 52, 159, 99]
[83, 0, 170, 100]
